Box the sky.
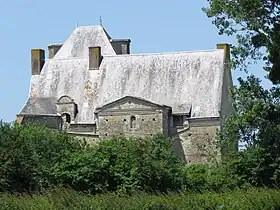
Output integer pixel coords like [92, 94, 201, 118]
[0, 0, 271, 122]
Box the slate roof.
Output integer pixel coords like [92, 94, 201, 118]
[20, 97, 57, 115]
[20, 25, 227, 123]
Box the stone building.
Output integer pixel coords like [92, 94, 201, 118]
[17, 25, 235, 163]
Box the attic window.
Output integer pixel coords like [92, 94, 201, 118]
[130, 115, 136, 129]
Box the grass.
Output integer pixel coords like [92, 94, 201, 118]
[1, 188, 280, 210]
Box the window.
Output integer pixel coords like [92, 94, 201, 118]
[130, 115, 136, 129]
[62, 113, 71, 123]
[61, 113, 71, 131]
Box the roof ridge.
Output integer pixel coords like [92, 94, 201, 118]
[103, 49, 224, 57]
[46, 49, 223, 61]
[76, 25, 103, 29]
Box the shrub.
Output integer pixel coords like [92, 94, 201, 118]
[52, 134, 184, 194]
[181, 163, 241, 193]
[227, 147, 280, 188]
[0, 122, 82, 193]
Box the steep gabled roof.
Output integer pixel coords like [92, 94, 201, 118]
[54, 25, 116, 59]
[20, 25, 227, 123]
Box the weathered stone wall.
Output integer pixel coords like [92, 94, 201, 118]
[68, 133, 100, 145]
[98, 112, 164, 139]
[69, 123, 96, 133]
[171, 117, 221, 164]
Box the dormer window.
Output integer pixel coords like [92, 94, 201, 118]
[56, 95, 78, 123]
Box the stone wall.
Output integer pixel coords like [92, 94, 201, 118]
[171, 117, 221, 164]
[98, 111, 164, 139]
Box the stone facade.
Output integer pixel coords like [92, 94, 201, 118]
[17, 25, 236, 163]
[95, 96, 171, 139]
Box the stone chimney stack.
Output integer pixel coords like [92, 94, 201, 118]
[31, 49, 45, 75]
[217, 43, 230, 66]
[48, 44, 63, 59]
[89, 46, 101, 70]
[110, 39, 131, 55]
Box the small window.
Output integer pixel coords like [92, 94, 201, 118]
[62, 113, 71, 123]
[153, 118, 156, 121]
[105, 119, 108, 122]
[130, 115, 136, 129]
[123, 119, 127, 122]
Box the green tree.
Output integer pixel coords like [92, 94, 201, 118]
[218, 75, 280, 186]
[0, 122, 82, 193]
[203, 0, 280, 84]
[52, 134, 184, 194]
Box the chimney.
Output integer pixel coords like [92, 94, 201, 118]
[89, 46, 101, 70]
[217, 43, 230, 58]
[110, 39, 131, 55]
[31, 49, 45, 75]
[217, 43, 230, 66]
[48, 44, 63, 59]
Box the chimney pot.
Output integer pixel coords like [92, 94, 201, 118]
[48, 44, 63, 59]
[111, 39, 131, 55]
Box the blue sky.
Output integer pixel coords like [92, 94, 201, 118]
[0, 0, 271, 122]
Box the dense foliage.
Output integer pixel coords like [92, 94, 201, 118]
[0, 122, 184, 194]
[204, 0, 280, 189]
[203, 0, 280, 84]
[52, 134, 183, 194]
[0, 121, 279, 196]
[1, 188, 280, 210]
[0, 122, 82, 193]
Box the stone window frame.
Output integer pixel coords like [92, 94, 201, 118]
[56, 95, 78, 123]
[130, 115, 136, 129]
[61, 113, 71, 123]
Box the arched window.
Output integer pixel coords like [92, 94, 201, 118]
[62, 113, 71, 123]
[130, 115, 136, 129]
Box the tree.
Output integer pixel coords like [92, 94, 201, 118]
[203, 0, 280, 84]
[218, 75, 280, 186]
[220, 75, 280, 154]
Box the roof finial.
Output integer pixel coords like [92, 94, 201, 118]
[76, 22, 79, 28]
[100, 16, 103, 26]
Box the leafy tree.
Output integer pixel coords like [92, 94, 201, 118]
[0, 122, 82, 193]
[218, 75, 280, 186]
[52, 134, 184, 194]
[203, 0, 280, 84]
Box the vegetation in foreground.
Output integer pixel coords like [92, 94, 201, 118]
[1, 188, 280, 210]
[1, 1, 280, 208]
